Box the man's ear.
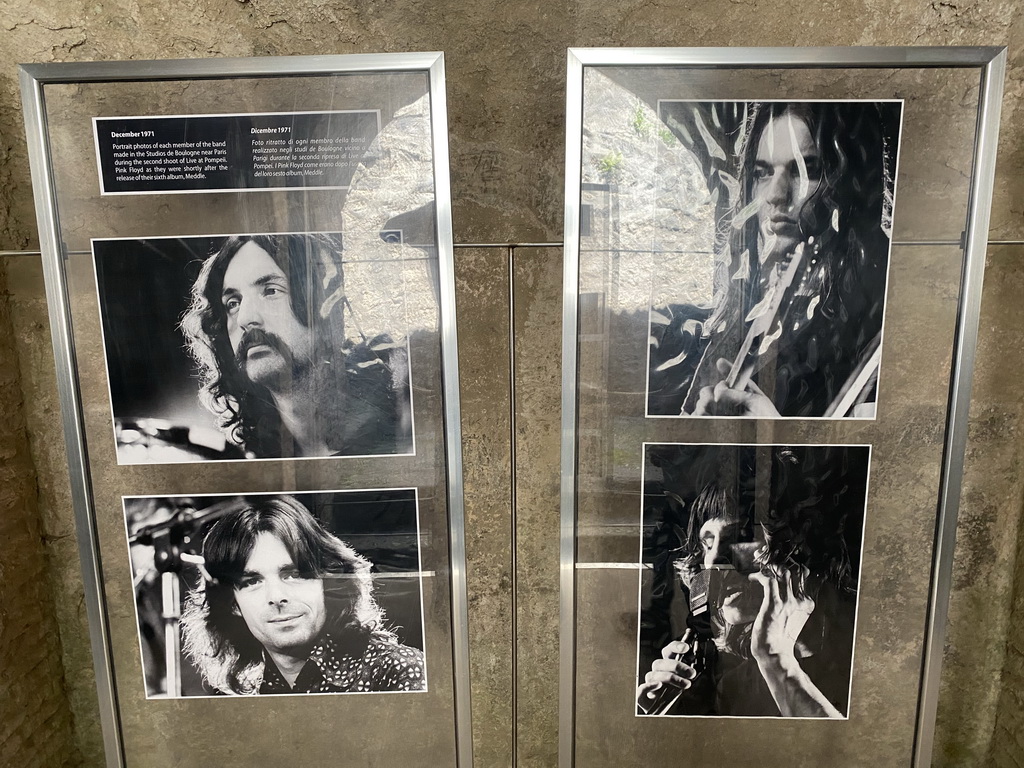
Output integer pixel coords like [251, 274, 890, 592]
[231, 602, 241, 617]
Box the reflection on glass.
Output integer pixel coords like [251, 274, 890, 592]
[580, 71, 903, 419]
[637, 443, 867, 719]
[92, 94, 440, 464]
[35, 66, 459, 768]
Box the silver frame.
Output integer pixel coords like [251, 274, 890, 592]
[20, 52, 472, 768]
[560, 46, 1006, 768]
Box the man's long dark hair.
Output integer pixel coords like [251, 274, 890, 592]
[695, 101, 900, 415]
[180, 495, 391, 695]
[180, 233, 409, 457]
[655, 444, 865, 593]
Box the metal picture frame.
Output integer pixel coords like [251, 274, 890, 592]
[21, 52, 471, 768]
[560, 45, 1005, 768]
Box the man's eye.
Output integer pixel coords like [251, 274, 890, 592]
[223, 297, 240, 312]
[263, 284, 286, 298]
[801, 158, 822, 180]
[752, 165, 771, 181]
[237, 576, 261, 589]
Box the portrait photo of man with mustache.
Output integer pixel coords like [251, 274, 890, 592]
[92, 231, 414, 463]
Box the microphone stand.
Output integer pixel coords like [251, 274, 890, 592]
[160, 569, 182, 697]
[131, 500, 236, 696]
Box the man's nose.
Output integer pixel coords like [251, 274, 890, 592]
[764, 171, 792, 208]
[265, 577, 288, 604]
[236, 296, 263, 329]
[703, 538, 732, 568]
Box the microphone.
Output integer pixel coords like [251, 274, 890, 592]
[687, 567, 712, 617]
[129, 499, 240, 546]
[641, 559, 748, 715]
[129, 499, 240, 576]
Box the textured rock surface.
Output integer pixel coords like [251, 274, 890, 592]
[456, 247, 514, 768]
[0, 1, 1022, 766]
[0, 264, 81, 767]
[512, 248, 561, 768]
[4, 256, 107, 764]
[989, 467, 1024, 768]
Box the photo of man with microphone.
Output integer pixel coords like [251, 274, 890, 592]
[636, 443, 868, 718]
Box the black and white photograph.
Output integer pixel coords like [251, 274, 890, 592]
[125, 488, 427, 698]
[645, 100, 903, 419]
[93, 232, 415, 463]
[636, 443, 868, 718]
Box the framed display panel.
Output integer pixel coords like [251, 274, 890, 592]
[560, 47, 1004, 768]
[21, 53, 471, 768]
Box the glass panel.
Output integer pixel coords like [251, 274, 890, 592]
[40, 70, 459, 766]
[572, 64, 980, 766]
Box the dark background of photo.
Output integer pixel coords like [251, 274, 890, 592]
[125, 488, 424, 698]
[94, 236, 228, 430]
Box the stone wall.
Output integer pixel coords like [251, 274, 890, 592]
[0, 263, 81, 767]
[991, 518, 1024, 768]
[0, 1, 1022, 766]
[990, 509, 1024, 768]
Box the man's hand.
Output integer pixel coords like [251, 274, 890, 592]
[692, 358, 781, 417]
[748, 563, 815, 664]
[636, 638, 699, 713]
[747, 560, 842, 718]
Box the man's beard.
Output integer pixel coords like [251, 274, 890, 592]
[234, 327, 306, 388]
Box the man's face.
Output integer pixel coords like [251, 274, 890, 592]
[699, 515, 760, 624]
[700, 515, 748, 570]
[221, 242, 314, 386]
[232, 532, 327, 658]
[752, 112, 823, 263]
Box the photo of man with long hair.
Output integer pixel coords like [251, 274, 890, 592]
[647, 100, 902, 419]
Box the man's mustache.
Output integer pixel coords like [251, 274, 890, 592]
[234, 328, 287, 366]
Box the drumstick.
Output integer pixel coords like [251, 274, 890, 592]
[725, 243, 806, 392]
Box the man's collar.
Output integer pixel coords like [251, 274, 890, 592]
[259, 632, 365, 693]
[306, 633, 339, 672]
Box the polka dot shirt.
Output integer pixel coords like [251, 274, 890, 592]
[259, 633, 425, 694]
